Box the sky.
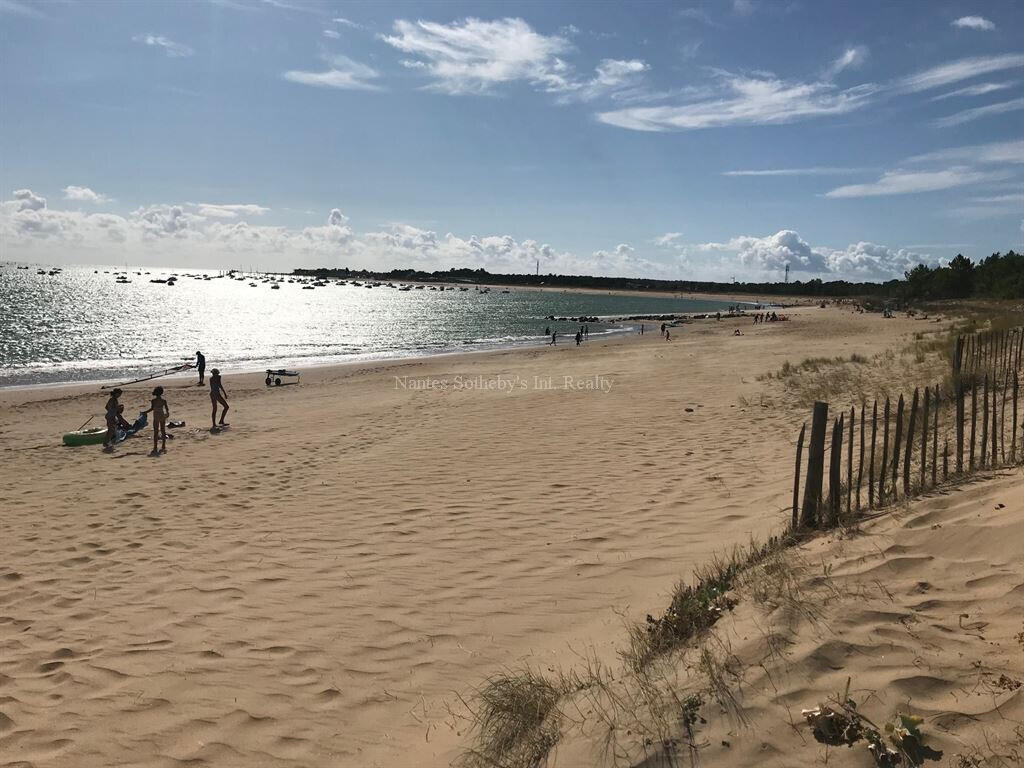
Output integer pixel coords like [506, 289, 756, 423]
[1, 0, 1022, 281]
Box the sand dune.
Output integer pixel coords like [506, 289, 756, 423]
[0, 307, 950, 767]
[555, 465, 1024, 767]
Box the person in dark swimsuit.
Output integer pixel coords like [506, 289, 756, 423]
[209, 369, 229, 429]
[103, 388, 122, 449]
[196, 351, 206, 385]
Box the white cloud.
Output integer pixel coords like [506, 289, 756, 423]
[654, 232, 684, 247]
[696, 230, 937, 279]
[597, 71, 877, 131]
[63, 186, 110, 204]
[825, 45, 869, 79]
[896, 54, 1024, 92]
[677, 7, 718, 26]
[283, 55, 381, 91]
[333, 17, 363, 29]
[195, 203, 270, 218]
[825, 167, 1008, 198]
[969, 193, 1023, 204]
[0, 0, 45, 18]
[723, 167, 868, 176]
[11, 189, 46, 211]
[322, 29, 340, 39]
[132, 34, 194, 58]
[732, 0, 756, 16]
[952, 16, 995, 31]
[380, 17, 573, 95]
[906, 139, 1024, 166]
[930, 81, 1017, 101]
[934, 96, 1024, 127]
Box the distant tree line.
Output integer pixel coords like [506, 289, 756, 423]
[294, 251, 1022, 302]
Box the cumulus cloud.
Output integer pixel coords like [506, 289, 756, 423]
[654, 232, 684, 247]
[934, 96, 1024, 127]
[11, 188, 46, 211]
[597, 71, 877, 131]
[952, 16, 995, 31]
[283, 54, 381, 90]
[63, 185, 110, 204]
[696, 230, 937, 279]
[132, 34, 193, 58]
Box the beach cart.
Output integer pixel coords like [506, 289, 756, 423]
[265, 369, 300, 386]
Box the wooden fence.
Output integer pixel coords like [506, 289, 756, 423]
[953, 326, 1024, 384]
[792, 368, 1021, 529]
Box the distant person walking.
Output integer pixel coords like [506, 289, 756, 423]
[144, 386, 170, 455]
[209, 369, 229, 429]
[575, 331, 582, 346]
[640, 323, 645, 335]
[196, 351, 206, 385]
[584, 324, 589, 339]
[665, 329, 671, 341]
[544, 326, 550, 336]
[660, 323, 666, 337]
[103, 389, 122, 450]
[550, 331, 557, 346]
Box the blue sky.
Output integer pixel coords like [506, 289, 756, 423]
[1, 0, 1022, 280]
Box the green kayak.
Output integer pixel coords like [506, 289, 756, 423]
[63, 427, 109, 446]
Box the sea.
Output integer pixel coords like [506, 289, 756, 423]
[0, 264, 746, 388]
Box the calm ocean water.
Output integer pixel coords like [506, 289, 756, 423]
[0, 264, 741, 387]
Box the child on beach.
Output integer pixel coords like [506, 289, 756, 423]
[209, 369, 229, 429]
[102, 388, 122, 450]
[143, 386, 170, 455]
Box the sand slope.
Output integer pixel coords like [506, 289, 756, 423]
[0, 308, 940, 767]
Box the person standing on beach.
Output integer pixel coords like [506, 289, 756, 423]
[143, 386, 170, 455]
[550, 331, 557, 346]
[665, 329, 671, 341]
[640, 323, 645, 335]
[209, 369, 229, 429]
[575, 331, 582, 346]
[584, 324, 589, 339]
[196, 351, 206, 385]
[660, 323, 666, 337]
[102, 389, 122, 450]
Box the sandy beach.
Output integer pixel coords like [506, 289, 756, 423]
[0, 306, 993, 767]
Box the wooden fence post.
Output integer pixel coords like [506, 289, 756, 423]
[1012, 372, 1019, 464]
[792, 423, 806, 531]
[931, 385, 939, 487]
[857, 404, 865, 511]
[994, 370, 1001, 464]
[999, 373, 1008, 463]
[891, 394, 905, 498]
[943, 439, 948, 480]
[847, 406, 854, 517]
[868, 400, 877, 509]
[800, 402, 828, 528]
[879, 397, 890, 504]
[956, 380, 965, 475]
[954, 335, 964, 380]
[827, 415, 843, 527]
[903, 389, 918, 495]
[981, 374, 989, 468]
[970, 381, 978, 471]
[920, 386, 929, 489]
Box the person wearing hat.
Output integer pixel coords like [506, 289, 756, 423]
[209, 368, 229, 430]
[103, 388, 123, 450]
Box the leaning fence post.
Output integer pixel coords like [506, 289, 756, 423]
[827, 415, 843, 528]
[792, 423, 806, 531]
[920, 386, 929, 489]
[954, 335, 964, 379]
[999, 372, 1008, 463]
[879, 397, 891, 504]
[800, 402, 828, 528]
[891, 394, 905, 498]
[904, 388, 918, 495]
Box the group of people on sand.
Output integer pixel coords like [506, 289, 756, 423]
[544, 324, 591, 346]
[752, 311, 782, 324]
[101, 351, 230, 456]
